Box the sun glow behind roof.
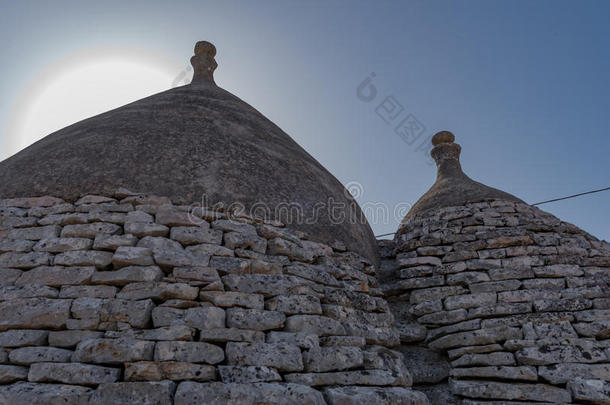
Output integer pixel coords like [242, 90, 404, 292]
[3, 48, 181, 160]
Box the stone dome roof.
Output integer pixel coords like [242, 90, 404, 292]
[0, 41, 377, 262]
[399, 131, 523, 227]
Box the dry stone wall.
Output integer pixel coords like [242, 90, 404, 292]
[0, 194, 428, 405]
[381, 199, 610, 404]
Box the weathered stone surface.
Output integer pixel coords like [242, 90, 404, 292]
[61, 223, 121, 238]
[117, 282, 199, 300]
[9, 346, 73, 365]
[342, 323, 400, 346]
[59, 285, 117, 298]
[106, 325, 194, 341]
[174, 381, 326, 405]
[450, 365, 537, 381]
[267, 238, 315, 262]
[285, 315, 346, 336]
[209, 256, 250, 274]
[28, 363, 121, 385]
[516, 343, 607, 365]
[450, 351, 515, 367]
[444, 293, 497, 310]
[533, 297, 592, 312]
[218, 365, 281, 383]
[93, 234, 138, 250]
[323, 386, 429, 405]
[266, 295, 322, 314]
[0, 298, 71, 331]
[48, 330, 104, 348]
[223, 232, 267, 253]
[226, 342, 303, 372]
[0, 382, 92, 405]
[417, 309, 467, 325]
[467, 302, 532, 318]
[285, 369, 405, 386]
[398, 346, 449, 384]
[124, 222, 169, 238]
[171, 227, 223, 245]
[534, 264, 584, 277]
[15, 266, 94, 286]
[267, 331, 319, 349]
[450, 379, 571, 403]
[137, 236, 183, 252]
[0, 365, 28, 383]
[397, 256, 442, 268]
[73, 338, 155, 364]
[100, 299, 154, 328]
[89, 381, 176, 405]
[226, 308, 285, 330]
[0, 252, 51, 269]
[199, 328, 264, 343]
[156, 208, 203, 227]
[0, 284, 58, 299]
[469, 279, 521, 293]
[125, 362, 215, 382]
[222, 274, 315, 297]
[0, 267, 23, 285]
[33, 238, 92, 252]
[303, 346, 362, 372]
[153, 249, 209, 269]
[410, 286, 468, 305]
[112, 247, 154, 268]
[0, 330, 48, 347]
[539, 363, 610, 384]
[186, 243, 234, 257]
[8, 225, 61, 241]
[152, 307, 186, 327]
[92, 266, 163, 286]
[184, 306, 226, 329]
[568, 378, 610, 404]
[154, 341, 224, 364]
[285, 264, 340, 287]
[429, 326, 522, 350]
[200, 291, 263, 309]
[54, 251, 113, 269]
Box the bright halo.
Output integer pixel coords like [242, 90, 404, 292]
[3, 48, 182, 160]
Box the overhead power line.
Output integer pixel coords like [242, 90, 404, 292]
[532, 186, 610, 206]
[374, 186, 610, 238]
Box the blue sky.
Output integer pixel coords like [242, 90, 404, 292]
[0, 0, 608, 241]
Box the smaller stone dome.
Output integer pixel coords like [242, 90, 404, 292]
[400, 131, 523, 226]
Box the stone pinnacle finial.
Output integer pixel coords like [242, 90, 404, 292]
[431, 130, 455, 146]
[190, 41, 218, 84]
[430, 130, 463, 178]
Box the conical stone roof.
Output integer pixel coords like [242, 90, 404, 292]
[399, 131, 523, 228]
[0, 41, 377, 262]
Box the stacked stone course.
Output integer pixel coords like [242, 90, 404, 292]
[0, 194, 427, 405]
[381, 199, 610, 404]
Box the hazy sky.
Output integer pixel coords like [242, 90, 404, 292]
[0, 0, 608, 241]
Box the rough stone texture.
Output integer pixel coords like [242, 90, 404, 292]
[89, 381, 176, 405]
[0, 382, 92, 405]
[385, 195, 610, 404]
[0, 190, 411, 403]
[174, 381, 326, 405]
[226, 342, 303, 372]
[324, 386, 428, 405]
[0, 47, 379, 263]
[28, 363, 121, 385]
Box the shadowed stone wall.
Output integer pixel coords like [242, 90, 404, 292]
[0, 193, 427, 405]
[380, 199, 610, 404]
